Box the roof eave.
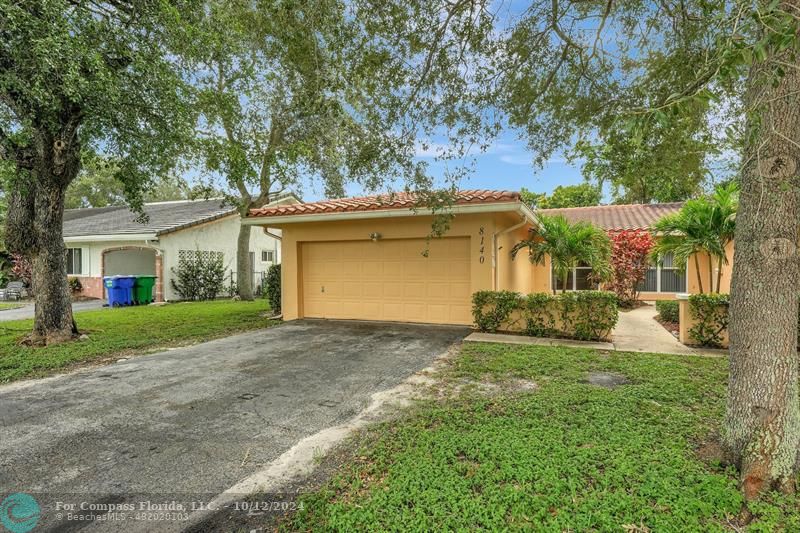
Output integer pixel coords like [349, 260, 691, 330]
[64, 233, 159, 243]
[243, 201, 531, 226]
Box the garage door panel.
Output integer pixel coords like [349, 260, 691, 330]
[343, 281, 363, 298]
[450, 282, 471, 299]
[383, 261, 403, 278]
[362, 261, 383, 278]
[403, 282, 426, 298]
[302, 238, 471, 325]
[383, 282, 403, 298]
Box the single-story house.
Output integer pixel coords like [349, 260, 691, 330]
[244, 190, 733, 326]
[64, 195, 297, 301]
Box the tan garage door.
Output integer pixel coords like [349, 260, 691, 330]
[302, 237, 471, 325]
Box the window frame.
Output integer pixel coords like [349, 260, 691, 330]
[550, 262, 597, 292]
[261, 250, 275, 263]
[640, 253, 688, 293]
[66, 248, 83, 275]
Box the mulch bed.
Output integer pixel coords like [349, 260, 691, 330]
[655, 315, 680, 337]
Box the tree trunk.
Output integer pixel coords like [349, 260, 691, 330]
[31, 184, 76, 344]
[6, 128, 81, 345]
[707, 252, 714, 293]
[694, 253, 704, 294]
[716, 254, 724, 294]
[236, 218, 254, 301]
[724, 3, 800, 499]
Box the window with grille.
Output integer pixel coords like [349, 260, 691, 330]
[261, 250, 275, 262]
[66, 248, 82, 275]
[638, 252, 687, 293]
[551, 263, 597, 291]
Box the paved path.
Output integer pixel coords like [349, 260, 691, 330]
[0, 320, 467, 531]
[0, 298, 105, 321]
[612, 304, 725, 356]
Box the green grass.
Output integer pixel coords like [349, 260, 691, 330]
[287, 343, 800, 532]
[0, 302, 24, 311]
[0, 299, 274, 383]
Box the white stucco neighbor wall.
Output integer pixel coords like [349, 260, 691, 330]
[66, 239, 159, 278]
[158, 214, 280, 301]
[64, 214, 281, 301]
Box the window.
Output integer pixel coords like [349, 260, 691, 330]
[551, 262, 598, 291]
[66, 248, 82, 275]
[638, 252, 687, 293]
[261, 250, 275, 262]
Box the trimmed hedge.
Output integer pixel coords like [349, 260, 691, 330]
[656, 300, 680, 323]
[687, 294, 729, 347]
[472, 290, 619, 341]
[265, 263, 281, 313]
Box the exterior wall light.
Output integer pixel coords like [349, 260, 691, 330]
[369, 232, 382, 241]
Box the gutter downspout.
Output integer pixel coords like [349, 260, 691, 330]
[492, 210, 533, 291]
[263, 228, 282, 241]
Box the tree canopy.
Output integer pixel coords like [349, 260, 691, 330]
[520, 183, 601, 209]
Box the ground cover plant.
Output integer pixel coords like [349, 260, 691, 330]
[285, 343, 800, 531]
[0, 299, 273, 383]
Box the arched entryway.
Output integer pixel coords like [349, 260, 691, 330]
[101, 247, 164, 302]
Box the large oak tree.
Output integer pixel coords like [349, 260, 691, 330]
[0, 0, 198, 344]
[443, 0, 800, 501]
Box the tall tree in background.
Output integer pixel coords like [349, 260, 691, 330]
[65, 156, 202, 209]
[191, 0, 497, 299]
[575, 116, 715, 203]
[520, 183, 601, 209]
[0, 1, 197, 344]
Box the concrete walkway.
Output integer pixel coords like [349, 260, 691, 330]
[613, 303, 725, 357]
[0, 298, 105, 321]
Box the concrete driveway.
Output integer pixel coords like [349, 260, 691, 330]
[0, 320, 466, 530]
[0, 299, 105, 321]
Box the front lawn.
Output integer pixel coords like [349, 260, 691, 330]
[0, 302, 24, 311]
[0, 299, 274, 383]
[287, 343, 800, 531]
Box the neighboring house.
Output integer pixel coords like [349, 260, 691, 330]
[64, 195, 298, 301]
[244, 190, 733, 327]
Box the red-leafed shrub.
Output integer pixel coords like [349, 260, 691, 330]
[606, 229, 654, 307]
[10, 253, 33, 291]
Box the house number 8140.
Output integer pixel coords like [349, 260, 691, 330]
[479, 226, 485, 264]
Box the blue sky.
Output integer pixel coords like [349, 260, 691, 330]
[300, 130, 586, 202]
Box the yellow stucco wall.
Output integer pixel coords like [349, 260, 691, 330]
[678, 297, 730, 347]
[267, 211, 534, 323]
[686, 241, 734, 294]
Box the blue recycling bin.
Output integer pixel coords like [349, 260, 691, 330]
[116, 276, 136, 305]
[104, 276, 126, 307]
[103, 276, 136, 307]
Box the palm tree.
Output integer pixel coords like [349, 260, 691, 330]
[651, 182, 738, 294]
[511, 214, 611, 294]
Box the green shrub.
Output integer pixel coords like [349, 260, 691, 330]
[521, 293, 556, 337]
[265, 263, 281, 313]
[471, 290, 520, 333]
[68, 277, 83, 293]
[170, 251, 226, 301]
[566, 291, 619, 341]
[656, 300, 680, 323]
[687, 294, 729, 347]
[472, 290, 618, 341]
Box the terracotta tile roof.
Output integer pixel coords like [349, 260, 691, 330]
[249, 190, 520, 218]
[539, 202, 684, 231]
